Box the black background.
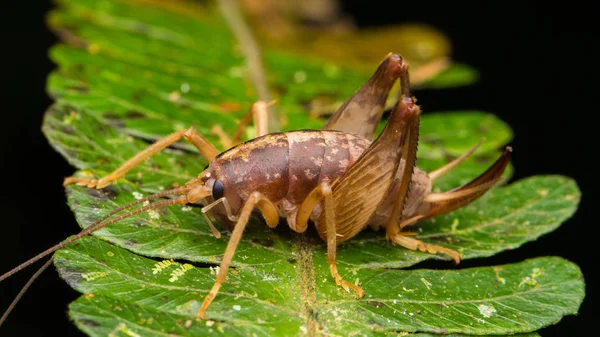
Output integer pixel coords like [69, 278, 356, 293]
[0, 1, 596, 336]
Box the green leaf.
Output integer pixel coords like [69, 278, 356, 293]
[36, 0, 584, 335]
[55, 237, 582, 336]
[47, 0, 477, 143]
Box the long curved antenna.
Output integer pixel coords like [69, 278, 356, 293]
[0, 195, 191, 282]
[91, 186, 190, 227]
[0, 258, 53, 328]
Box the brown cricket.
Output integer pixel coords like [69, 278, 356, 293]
[0, 53, 510, 321]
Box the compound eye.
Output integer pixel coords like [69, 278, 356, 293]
[212, 179, 224, 200]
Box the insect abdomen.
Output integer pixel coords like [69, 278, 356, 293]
[214, 130, 370, 204]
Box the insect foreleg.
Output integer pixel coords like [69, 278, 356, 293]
[63, 127, 219, 189]
[196, 192, 279, 320]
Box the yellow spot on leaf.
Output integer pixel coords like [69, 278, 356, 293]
[493, 266, 506, 285]
[87, 43, 100, 54]
[293, 70, 307, 83]
[450, 218, 460, 232]
[62, 110, 80, 125]
[537, 189, 549, 196]
[210, 266, 220, 276]
[109, 323, 140, 337]
[519, 268, 544, 287]
[420, 277, 432, 290]
[147, 209, 160, 219]
[152, 259, 176, 274]
[168, 91, 181, 102]
[106, 251, 114, 257]
[477, 304, 496, 318]
[81, 271, 109, 282]
[169, 263, 194, 282]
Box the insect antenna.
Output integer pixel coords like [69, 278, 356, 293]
[0, 258, 53, 327]
[0, 184, 216, 328]
[0, 189, 193, 282]
[92, 186, 190, 225]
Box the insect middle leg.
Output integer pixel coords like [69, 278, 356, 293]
[212, 101, 273, 149]
[63, 127, 219, 189]
[296, 182, 365, 297]
[197, 191, 279, 319]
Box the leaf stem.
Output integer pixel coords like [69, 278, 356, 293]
[217, 0, 278, 132]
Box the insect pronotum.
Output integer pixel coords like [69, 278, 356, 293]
[0, 53, 510, 323]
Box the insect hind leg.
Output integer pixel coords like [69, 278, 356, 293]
[387, 146, 512, 263]
[387, 229, 461, 263]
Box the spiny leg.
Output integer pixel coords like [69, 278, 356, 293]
[323, 53, 407, 140]
[296, 182, 364, 297]
[389, 147, 512, 262]
[379, 63, 462, 263]
[64, 127, 219, 189]
[322, 66, 419, 243]
[212, 101, 274, 149]
[391, 234, 461, 264]
[323, 183, 365, 298]
[197, 192, 279, 319]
